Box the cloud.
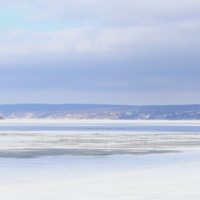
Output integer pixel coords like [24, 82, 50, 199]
[0, 0, 200, 104]
[0, 0, 199, 59]
[1, 0, 200, 24]
[0, 18, 199, 59]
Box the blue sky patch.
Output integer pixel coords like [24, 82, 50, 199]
[0, 5, 81, 32]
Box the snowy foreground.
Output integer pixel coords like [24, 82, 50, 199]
[1, 120, 200, 199]
[1, 152, 200, 200]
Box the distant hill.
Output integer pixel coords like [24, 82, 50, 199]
[1, 104, 200, 120]
[0, 104, 128, 112]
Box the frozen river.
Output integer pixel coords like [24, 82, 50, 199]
[0, 120, 200, 199]
[1, 120, 200, 157]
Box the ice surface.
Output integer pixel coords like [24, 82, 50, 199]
[1, 120, 200, 157]
[0, 120, 200, 199]
[0, 151, 200, 200]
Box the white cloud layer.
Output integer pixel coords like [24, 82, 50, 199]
[0, 0, 198, 58]
[0, 20, 199, 58]
[0, 0, 199, 58]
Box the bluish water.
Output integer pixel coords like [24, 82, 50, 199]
[0, 121, 200, 132]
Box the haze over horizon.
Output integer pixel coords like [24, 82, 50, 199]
[0, 0, 200, 105]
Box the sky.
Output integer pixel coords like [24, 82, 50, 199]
[0, 0, 200, 105]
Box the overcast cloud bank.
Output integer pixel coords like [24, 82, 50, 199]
[0, 0, 199, 104]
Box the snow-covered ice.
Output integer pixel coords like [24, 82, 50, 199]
[0, 120, 200, 199]
[1, 151, 200, 200]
